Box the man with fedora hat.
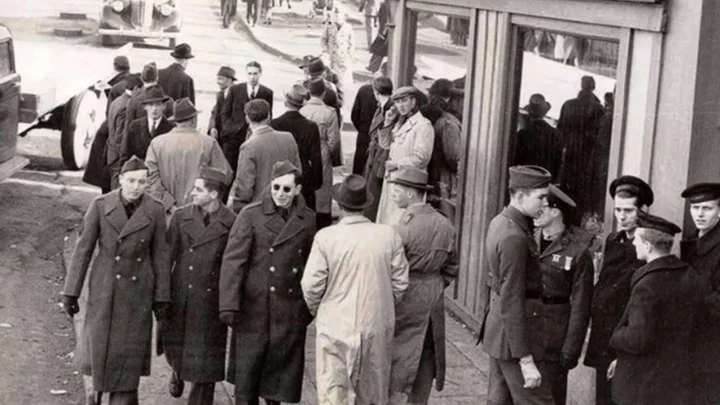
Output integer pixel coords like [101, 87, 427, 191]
[162, 167, 236, 405]
[533, 184, 594, 405]
[159, 43, 196, 105]
[208, 66, 236, 140]
[302, 57, 342, 128]
[106, 74, 143, 190]
[478, 165, 555, 404]
[125, 63, 174, 130]
[302, 174, 409, 405]
[146, 98, 231, 218]
[270, 84, 323, 213]
[62, 156, 171, 405]
[584, 175, 654, 405]
[608, 211, 701, 405]
[387, 166, 458, 405]
[680, 182, 720, 405]
[362, 75, 394, 222]
[220, 161, 316, 405]
[513, 93, 565, 179]
[120, 86, 175, 168]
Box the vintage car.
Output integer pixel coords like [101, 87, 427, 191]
[99, 0, 182, 48]
[0, 24, 28, 181]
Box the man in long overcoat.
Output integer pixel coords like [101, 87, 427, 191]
[387, 166, 458, 405]
[107, 74, 143, 189]
[219, 161, 317, 405]
[158, 43, 196, 104]
[163, 167, 236, 405]
[62, 156, 171, 405]
[679, 182, 720, 405]
[302, 174, 409, 405]
[608, 212, 700, 405]
[350, 79, 379, 175]
[270, 85, 323, 211]
[362, 76, 393, 221]
[584, 175, 653, 405]
[208, 66, 236, 139]
[477, 165, 554, 404]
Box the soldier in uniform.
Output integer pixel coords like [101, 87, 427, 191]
[478, 165, 555, 405]
[533, 184, 594, 405]
[584, 175, 653, 405]
[679, 183, 720, 405]
[387, 166, 459, 405]
[163, 167, 236, 405]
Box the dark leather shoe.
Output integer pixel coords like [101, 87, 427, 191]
[169, 372, 184, 398]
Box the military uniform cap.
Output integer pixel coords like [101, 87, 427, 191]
[508, 165, 552, 189]
[681, 182, 720, 204]
[547, 184, 577, 212]
[271, 160, 300, 180]
[199, 167, 231, 186]
[120, 155, 147, 174]
[609, 175, 654, 206]
[636, 210, 681, 236]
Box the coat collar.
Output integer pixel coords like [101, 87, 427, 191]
[536, 226, 569, 258]
[250, 125, 273, 138]
[338, 215, 371, 225]
[169, 62, 185, 71]
[180, 204, 235, 247]
[687, 221, 720, 257]
[278, 110, 303, 120]
[501, 205, 533, 235]
[307, 97, 325, 106]
[103, 190, 152, 239]
[260, 187, 309, 247]
[631, 255, 687, 287]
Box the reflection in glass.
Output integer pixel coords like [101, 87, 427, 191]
[512, 28, 618, 233]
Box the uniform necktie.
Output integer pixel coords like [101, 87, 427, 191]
[203, 211, 211, 227]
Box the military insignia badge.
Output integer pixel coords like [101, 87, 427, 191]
[552, 254, 561, 263]
[564, 256, 573, 271]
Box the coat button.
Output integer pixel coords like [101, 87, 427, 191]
[297, 249, 302, 254]
[136, 258, 142, 262]
[189, 266, 194, 271]
[288, 288, 293, 293]
[292, 268, 298, 274]
[269, 248, 274, 253]
[115, 256, 120, 262]
[189, 284, 193, 289]
[207, 288, 212, 292]
[189, 248, 194, 252]
[270, 286, 276, 292]
[141, 239, 145, 243]
[116, 274, 121, 280]
[131, 276, 137, 281]
[270, 266, 276, 272]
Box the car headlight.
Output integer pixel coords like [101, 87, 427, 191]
[160, 3, 173, 16]
[111, 0, 124, 12]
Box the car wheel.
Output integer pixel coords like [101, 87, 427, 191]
[61, 89, 107, 170]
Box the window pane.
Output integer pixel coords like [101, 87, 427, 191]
[511, 28, 618, 233]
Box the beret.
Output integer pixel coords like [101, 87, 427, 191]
[199, 167, 231, 186]
[120, 155, 148, 174]
[681, 182, 720, 204]
[547, 184, 577, 212]
[636, 210, 681, 236]
[271, 160, 300, 180]
[508, 165, 552, 189]
[609, 175, 654, 207]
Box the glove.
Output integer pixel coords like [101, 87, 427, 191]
[219, 311, 239, 326]
[559, 353, 579, 370]
[153, 302, 171, 321]
[62, 295, 80, 317]
[519, 356, 542, 389]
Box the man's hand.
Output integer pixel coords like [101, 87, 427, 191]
[384, 106, 399, 127]
[607, 359, 617, 380]
[219, 311, 239, 326]
[209, 128, 219, 139]
[519, 355, 542, 389]
[559, 353, 579, 370]
[153, 302, 171, 321]
[62, 295, 80, 317]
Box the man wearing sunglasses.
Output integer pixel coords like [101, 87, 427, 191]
[220, 160, 317, 405]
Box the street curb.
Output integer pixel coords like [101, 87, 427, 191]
[54, 28, 85, 37]
[234, 17, 304, 66]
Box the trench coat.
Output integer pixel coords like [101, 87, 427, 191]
[219, 190, 316, 402]
[610, 255, 701, 405]
[62, 190, 171, 392]
[300, 98, 340, 214]
[158, 62, 195, 104]
[163, 204, 236, 383]
[584, 231, 644, 369]
[302, 215, 409, 405]
[321, 21, 355, 88]
[390, 204, 458, 394]
[681, 222, 720, 374]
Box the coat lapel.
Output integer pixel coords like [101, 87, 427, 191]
[695, 222, 720, 256]
[261, 191, 308, 247]
[104, 190, 128, 235]
[536, 230, 565, 259]
[191, 206, 235, 248]
[180, 207, 205, 244]
[273, 205, 308, 247]
[118, 194, 152, 239]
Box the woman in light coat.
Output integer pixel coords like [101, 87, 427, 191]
[321, 9, 355, 90]
[375, 86, 434, 224]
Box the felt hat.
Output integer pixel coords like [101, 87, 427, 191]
[524, 93, 551, 118]
[271, 161, 301, 180]
[299, 54, 316, 69]
[547, 184, 577, 213]
[307, 77, 326, 95]
[140, 85, 170, 105]
[508, 165, 552, 189]
[199, 167, 231, 186]
[141, 62, 158, 83]
[124, 74, 142, 91]
[391, 86, 420, 101]
[285, 84, 308, 108]
[636, 210, 681, 236]
[169, 98, 199, 122]
[120, 155, 148, 174]
[113, 55, 130, 71]
[387, 166, 432, 191]
[217, 66, 237, 81]
[307, 58, 326, 76]
[609, 175, 654, 207]
[681, 182, 720, 204]
[170, 43, 194, 59]
[332, 174, 374, 210]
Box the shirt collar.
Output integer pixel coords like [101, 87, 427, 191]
[339, 215, 371, 225]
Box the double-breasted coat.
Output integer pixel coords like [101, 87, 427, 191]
[300, 98, 340, 214]
[219, 190, 316, 402]
[610, 255, 701, 405]
[158, 62, 195, 105]
[163, 204, 236, 383]
[62, 190, 171, 392]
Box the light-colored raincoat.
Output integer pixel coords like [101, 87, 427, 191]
[300, 97, 340, 214]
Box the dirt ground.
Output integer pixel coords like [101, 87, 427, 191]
[0, 181, 90, 405]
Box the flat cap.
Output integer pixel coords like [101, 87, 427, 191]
[271, 160, 300, 180]
[609, 175, 654, 207]
[198, 167, 231, 186]
[547, 184, 577, 212]
[391, 85, 419, 101]
[681, 182, 720, 204]
[508, 165, 552, 189]
[636, 210, 681, 236]
[120, 155, 148, 174]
